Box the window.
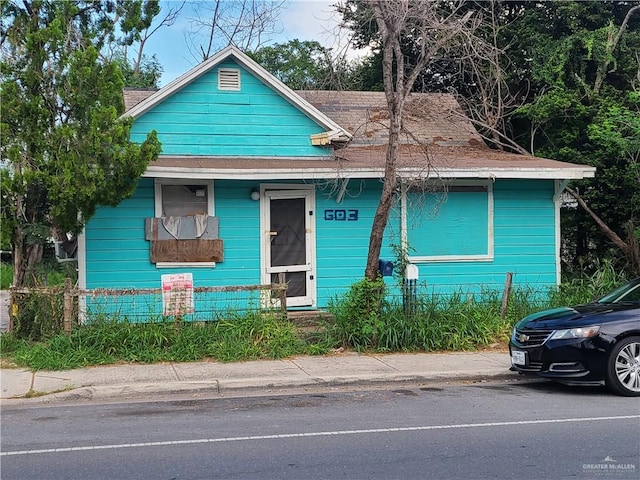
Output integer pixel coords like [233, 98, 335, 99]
[147, 180, 222, 266]
[155, 180, 214, 218]
[402, 181, 493, 262]
[161, 185, 209, 217]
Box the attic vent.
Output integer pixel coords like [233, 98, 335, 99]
[218, 68, 240, 91]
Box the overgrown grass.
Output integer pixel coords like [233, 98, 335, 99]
[0, 257, 76, 290]
[0, 313, 335, 371]
[549, 260, 624, 306]
[1, 267, 630, 369]
[327, 268, 630, 353]
[328, 283, 527, 352]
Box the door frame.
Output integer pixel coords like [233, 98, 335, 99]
[259, 184, 317, 308]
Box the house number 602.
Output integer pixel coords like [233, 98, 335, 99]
[324, 209, 359, 221]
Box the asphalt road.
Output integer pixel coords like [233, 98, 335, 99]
[2, 379, 639, 480]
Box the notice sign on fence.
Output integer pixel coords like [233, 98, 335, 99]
[161, 273, 194, 317]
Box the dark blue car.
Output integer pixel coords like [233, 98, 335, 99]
[509, 277, 640, 396]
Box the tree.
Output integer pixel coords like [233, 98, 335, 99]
[509, 1, 640, 275]
[341, 1, 640, 276]
[347, 1, 483, 280]
[186, 0, 286, 62]
[248, 40, 333, 89]
[1, 1, 162, 287]
[112, 51, 163, 88]
[248, 39, 360, 90]
[105, 0, 184, 88]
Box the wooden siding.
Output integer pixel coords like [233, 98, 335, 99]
[315, 180, 396, 304]
[84, 178, 559, 309]
[129, 60, 332, 158]
[406, 189, 489, 257]
[404, 180, 557, 295]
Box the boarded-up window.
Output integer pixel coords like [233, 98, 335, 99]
[149, 180, 222, 264]
[405, 183, 493, 262]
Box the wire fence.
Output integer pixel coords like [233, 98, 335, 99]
[8, 279, 288, 337]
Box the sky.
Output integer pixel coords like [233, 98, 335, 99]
[144, 1, 362, 86]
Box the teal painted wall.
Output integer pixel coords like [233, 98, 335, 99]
[84, 178, 558, 315]
[404, 179, 557, 295]
[314, 180, 397, 305]
[129, 60, 332, 157]
[406, 188, 489, 257]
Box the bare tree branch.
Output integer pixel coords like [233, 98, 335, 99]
[187, 0, 285, 61]
[363, 0, 484, 279]
[565, 186, 631, 255]
[594, 4, 640, 95]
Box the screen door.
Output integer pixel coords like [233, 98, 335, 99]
[263, 189, 315, 307]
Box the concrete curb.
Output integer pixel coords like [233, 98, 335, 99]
[1, 371, 518, 406]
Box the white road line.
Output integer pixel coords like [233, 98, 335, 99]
[2, 415, 638, 457]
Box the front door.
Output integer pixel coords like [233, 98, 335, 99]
[262, 187, 316, 307]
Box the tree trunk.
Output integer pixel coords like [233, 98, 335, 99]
[12, 236, 43, 287]
[12, 227, 26, 288]
[365, 144, 399, 279]
[566, 187, 633, 260]
[625, 221, 640, 276]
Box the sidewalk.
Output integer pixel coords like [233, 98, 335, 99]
[0, 350, 515, 405]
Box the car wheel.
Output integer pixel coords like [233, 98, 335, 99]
[606, 336, 640, 397]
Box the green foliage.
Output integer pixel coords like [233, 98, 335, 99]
[249, 40, 332, 89]
[328, 269, 629, 353]
[248, 39, 361, 90]
[1, 0, 162, 287]
[11, 286, 67, 341]
[112, 52, 163, 88]
[1, 313, 329, 371]
[3, 270, 630, 369]
[328, 277, 388, 350]
[552, 259, 628, 306]
[340, 0, 640, 274]
[1, 263, 13, 289]
[330, 284, 520, 352]
[505, 1, 640, 276]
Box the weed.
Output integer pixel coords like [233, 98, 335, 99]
[1, 263, 13, 289]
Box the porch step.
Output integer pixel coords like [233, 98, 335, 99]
[286, 310, 334, 327]
[287, 310, 334, 341]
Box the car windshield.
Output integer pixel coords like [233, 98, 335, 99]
[597, 278, 640, 304]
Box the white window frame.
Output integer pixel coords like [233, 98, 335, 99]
[401, 179, 494, 263]
[154, 178, 216, 268]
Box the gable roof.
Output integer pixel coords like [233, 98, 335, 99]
[122, 45, 350, 144]
[122, 49, 596, 182]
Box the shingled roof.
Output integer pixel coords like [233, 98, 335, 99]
[122, 86, 595, 181]
[123, 88, 481, 148]
[296, 90, 483, 147]
[123, 88, 157, 111]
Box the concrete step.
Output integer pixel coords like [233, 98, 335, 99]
[286, 310, 334, 327]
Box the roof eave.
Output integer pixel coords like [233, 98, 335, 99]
[142, 165, 596, 181]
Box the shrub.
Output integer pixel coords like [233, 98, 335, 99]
[329, 277, 388, 350]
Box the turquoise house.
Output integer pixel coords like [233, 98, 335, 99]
[77, 46, 595, 316]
